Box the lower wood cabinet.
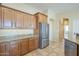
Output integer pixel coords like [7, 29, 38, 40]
[9, 40, 20, 56]
[29, 37, 39, 52]
[29, 37, 35, 51]
[0, 36, 39, 56]
[34, 37, 39, 49]
[20, 38, 29, 55]
[0, 42, 9, 56]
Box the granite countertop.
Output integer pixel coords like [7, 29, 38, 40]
[66, 35, 79, 45]
[0, 34, 39, 42]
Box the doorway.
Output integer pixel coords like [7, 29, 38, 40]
[64, 18, 69, 40]
[59, 18, 69, 41]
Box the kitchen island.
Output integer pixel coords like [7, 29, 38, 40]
[65, 34, 79, 56]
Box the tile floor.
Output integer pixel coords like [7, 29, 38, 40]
[24, 40, 64, 56]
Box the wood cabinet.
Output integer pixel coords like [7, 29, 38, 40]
[29, 37, 39, 52]
[23, 13, 32, 29]
[34, 12, 47, 34]
[0, 42, 6, 56]
[15, 11, 24, 28]
[37, 13, 47, 23]
[29, 37, 35, 51]
[9, 40, 20, 56]
[0, 5, 42, 29]
[20, 38, 29, 55]
[65, 39, 77, 56]
[23, 14, 28, 28]
[30, 15, 36, 29]
[34, 37, 39, 49]
[2, 7, 15, 28]
[0, 42, 9, 56]
[0, 36, 39, 56]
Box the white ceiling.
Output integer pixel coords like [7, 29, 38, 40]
[26, 3, 79, 13]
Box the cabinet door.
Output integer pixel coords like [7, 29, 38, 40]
[9, 40, 20, 56]
[34, 38, 39, 49]
[27, 14, 31, 28]
[20, 39, 29, 55]
[23, 14, 30, 28]
[15, 11, 23, 28]
[38, 13, 47, 23]
[0, 42, 9, 56]
[2, 7, 14, 28]
[29, 38, 35, 51]
[30, 15, 36, 29]
[0, 42, 6, 56]
[65, 40, 77, 56]
[38, 14, 44, 23]
[43, 15, 47, 23]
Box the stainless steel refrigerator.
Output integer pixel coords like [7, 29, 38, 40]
[39, 23, 49, 49]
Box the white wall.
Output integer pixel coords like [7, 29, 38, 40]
[48, 9, 59, 41]
[56, 11, 79, 41]
[48, 8, 79, 41]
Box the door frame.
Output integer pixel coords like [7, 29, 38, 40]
[59, 18, 69, 41]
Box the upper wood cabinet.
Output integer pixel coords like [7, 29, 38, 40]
[34, 12, 47, 34]
[15, 11, 24, 28]
[0, 5, 39, 29]
[23, 13, 31, 28]
[30, 15, 36, 29]
[2, 7, 15, 28]
[37, 13, 47, 23]
[23, 14, 36, 29]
